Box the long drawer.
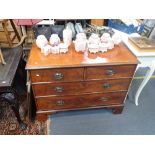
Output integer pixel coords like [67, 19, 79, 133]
[33, 78, 131, 97]
[30, 67, 84, 83]
[86, 65, 136, 80]
[36, 92, 127, 110]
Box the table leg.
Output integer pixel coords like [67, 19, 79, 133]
[0, 88, 27, 130]
[135, 63, 155, 106]
[11, 102, 27, 130]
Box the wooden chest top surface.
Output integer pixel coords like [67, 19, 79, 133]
[26, 42, 138, 70]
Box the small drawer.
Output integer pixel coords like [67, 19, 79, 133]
[36, 92, 127, 110]
[86, 65, 136, 80]
[30, 67, 84, 83]
[33, 78, 131, 97]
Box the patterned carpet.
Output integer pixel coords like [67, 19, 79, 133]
[0, 96, 47, 135]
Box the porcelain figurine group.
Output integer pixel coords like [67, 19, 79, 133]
[36, 29, 121, 56]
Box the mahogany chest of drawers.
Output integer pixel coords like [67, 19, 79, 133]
[26, 43, 138, 121]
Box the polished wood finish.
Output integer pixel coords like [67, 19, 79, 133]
[30, 67, 84, 83]
[86, 65, 136, 80]
[36, 92, 127, 110]
[26, 43, 138, 69]
[26, 42, 138, 122]
[33, 78, 131, 97]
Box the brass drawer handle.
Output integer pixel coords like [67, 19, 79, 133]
[56, 100, 65, 106]
[102, 83, 111, 89]
[55, 86, 64, 93]
[99, 97, 108, 102]
[54, 72, 64, 80]
[106, 69, 115, 76]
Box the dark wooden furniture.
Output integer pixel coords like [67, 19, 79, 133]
[26, 43, 138, 121]
[0, 46, 27, 129]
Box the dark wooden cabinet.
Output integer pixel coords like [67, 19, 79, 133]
[0, 46, 27, 129]
[26, 43, 138, 121]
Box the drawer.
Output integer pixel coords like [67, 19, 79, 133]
[36, 92, 127, 110]
[30, 67, 84, 83]
[86, 65, 136, 80]
[33, 78, 131, 97]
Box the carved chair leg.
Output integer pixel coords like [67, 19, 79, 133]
[0, 88, 27, 130]
[11, 104, 27, 130]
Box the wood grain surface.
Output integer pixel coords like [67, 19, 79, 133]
[26, 43, 138, 69]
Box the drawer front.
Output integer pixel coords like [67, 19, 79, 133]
[36, 92, 127, 110]
[86, 65, 136, 80]
[30, 67, 84, 83]
[33, 78, 131, 97]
